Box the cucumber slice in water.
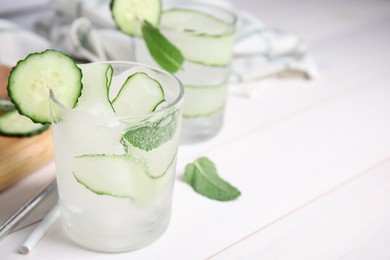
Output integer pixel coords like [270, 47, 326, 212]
[112, 72, 165, 116]
[111, 0, 162, 37]
[73, 154, 144, 198]
[73, 154, 167, 204]
[160, 8, 235, 66]
[122, 135, 178, 179]
[106, 64, 113, 88]
[183, 81, 227, 118]
[121, 111, 179, 178]
[76, 63, 114, 115]
[7, 50, 82, 124]
[0, 110, 49, 137]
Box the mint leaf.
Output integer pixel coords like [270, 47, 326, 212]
[184, 157, 241, 201]
[141, 21, 184, 73]
[121, 112, 177, 151]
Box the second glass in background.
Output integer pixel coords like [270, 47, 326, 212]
[135, 1, 236, 144]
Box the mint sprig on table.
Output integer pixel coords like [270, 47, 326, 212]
[184, 157, 241, 201]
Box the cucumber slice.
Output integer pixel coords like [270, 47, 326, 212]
[111, 0, 162, 37]
[121, 114, 179, 179]
[183, 81, 227, 118]
[122, 134, 178, 179]
[0, 99, 15, 111]
[106, 64, 113, 89]
[121, 111, 179, 178]
[76, 63, 114, 115]
[160, 8, 235, 66]
[7, 50, 82, 124]
[0, 110, 49, 137]
[112, 72, 165, 116]
[73, 154, 167, 204]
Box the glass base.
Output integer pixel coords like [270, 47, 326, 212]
[180, 110, 224, 144]
[61, 212, 171, 253]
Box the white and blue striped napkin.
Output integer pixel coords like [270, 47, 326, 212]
[0, 0, 318, 97]
[0, 19, 50, 66]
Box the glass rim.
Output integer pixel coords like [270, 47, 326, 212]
[160, 1, 237, 35]
[50, 60, 184, 121]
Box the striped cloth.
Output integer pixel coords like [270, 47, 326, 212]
[0, 19, 50, 66]
[0, 0, 318, 97]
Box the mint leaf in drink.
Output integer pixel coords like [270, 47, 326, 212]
[141, 21, 184, 73]
[111, 0, 162, 37]
[121, 112, 177, 151]
[184, 157, 241, 201]
[110, 0, 183, 71]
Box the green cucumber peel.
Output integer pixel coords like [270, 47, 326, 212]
[0, 99, 15, 111]
[0, 110, 49, 137]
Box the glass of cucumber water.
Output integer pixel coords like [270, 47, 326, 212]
[49, 61, 184, 252]
[133, 1, 237, 143]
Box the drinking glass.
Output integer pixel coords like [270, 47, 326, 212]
[135, 1, 236, 143]
[50, 61, 184, 252]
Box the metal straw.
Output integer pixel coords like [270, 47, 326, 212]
[0, 179, 57, 241]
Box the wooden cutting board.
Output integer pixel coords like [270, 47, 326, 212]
[0, 64, 54, 191]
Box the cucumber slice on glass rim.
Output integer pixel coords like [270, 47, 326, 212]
[111, 0, 184, 73]
[111, 0, 162, 37]
[7, 50, 82, 124]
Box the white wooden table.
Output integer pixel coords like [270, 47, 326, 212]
[1, 0, 390, 259]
